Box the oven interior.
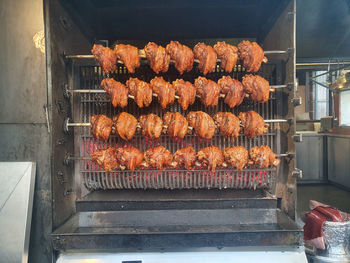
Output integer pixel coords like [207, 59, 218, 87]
[48, 0, 300, 251]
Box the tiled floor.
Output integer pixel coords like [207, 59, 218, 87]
[297, 184, 350, 217]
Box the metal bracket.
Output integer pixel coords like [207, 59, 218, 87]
[63, 83, 70, 99]
[292, 134, 302, 142]
[286, 82, 295, 91]
[287, 11, 295, 21]
[292, 97, 302, 107]
[63, 118, 70, 133]
[287, 47, 294, 56]
[63, 152, 72, 166]
[292, 168, 303, 180]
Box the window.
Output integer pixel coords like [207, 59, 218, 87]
[339, 90, 350, 126]
[314, 71, 329, 120]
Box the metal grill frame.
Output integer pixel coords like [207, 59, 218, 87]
[72, 60, 283, 191]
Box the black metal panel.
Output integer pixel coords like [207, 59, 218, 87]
[52, 209, 302, 250]
[76, 189, 277, 211]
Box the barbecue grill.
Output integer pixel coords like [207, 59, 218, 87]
[47, 0, 303, 255]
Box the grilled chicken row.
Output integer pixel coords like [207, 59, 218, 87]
[91, 40, 267, 75]
[90, 111, 268, 141]
[91, 145, 280, 172]
[101, 75, 270, 111]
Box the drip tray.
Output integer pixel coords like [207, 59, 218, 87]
[52, 208, 302, 251]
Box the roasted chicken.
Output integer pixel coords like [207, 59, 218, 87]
[214, 112, 240, 138]
[193, 43, 217, 75]
[144, 42, 170, 74]
[114, 112, 138, 141]
[90, 115, 114, 141]
[150, 77, 175, 109]
[218, 76, 245, 108]
[172, 79, 196, 110]
[224, 146, 248, 171]
[239, 111, 267, 139]
[242, 74, 270, 103]
[101, 78, 128, 108]
[194, 77, 221, 107]
[139, 114, 163, 139]
[166, 41, 194, 74]
[249, 146, 280, 168]
[91, 147, 119, 172]
[172, 146, 197, 170]
[197, 146, 224, 172]
[187, 111, 216, 139]
[91, 44, 117, 74]
[238, 40, 267, 72]
[213, 41, 238, 73]
[144, 146, 173, 169]
[115, 147, 144, 171]
[163, 112, 188, 139]
[126, 78, 153, 108]
[114, 44, 140, 73]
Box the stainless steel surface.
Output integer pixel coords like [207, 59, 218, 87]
[296, 134, 325, 182]
[0, 162, 36, 263]
[328, 136, 350, 189]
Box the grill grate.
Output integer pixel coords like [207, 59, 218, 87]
[75, 61, 279, 190]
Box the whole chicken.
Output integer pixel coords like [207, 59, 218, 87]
[238, 40, 267, 72]
[214, 41, 238, 73]
[126, 78, 153, 108]
[172, 146, 197, 170]
[249, 146, 280, 168]
[197, 146, 224, 172]
[91, 44, 117, 74]
[224, 146, 248, 171]
[114, 44, 140, 73]
[187, 111, 216, 139]
[144, 42, 170, 74]
[150, 77, 175, 109]
[218, 76, 245, 108]
[101, 78, 128, 108]
[242, 74, 270, 103]
[139, 114, 163, 139]
[90, 115, 114, 141]
[163, 112, 188, 139]
[214, 112, 240, 138]
[166, 41, 194, 74]
[115, 147, 144, 171]
[144, 146, 173, 170]
[193, 43, 217, 75]
[194, 77, 221, 107]
[114, 112, 138, 141]
[172, 79, 196, 110]
[91, 147, 119, 172]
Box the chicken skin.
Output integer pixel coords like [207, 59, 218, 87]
[194, 77, 221, 107]
[173, 146, 197, 170]
[144, 146, 173, 170]
[115, 147, 144, 171]
[101, 78, 128, 108]
[150, 77, 175, 109]
[214, 41, 238, 73]
[91, 44, 117, 74]
[238, 40, 267, 72]
[193, 43, 217, 75]
[166, 41, 194, 74]
[172, 79, 196, 110]
[144, 42, 170, 74]
[224, 146, 248, 171]
[163, 112, 188, 139]
[187, 111, 216, 139]
[239, 111, 267, 139]
[218, 76, 245, 108]
[126, 78, 153, 108]
[139, 114, 163, 139]
[114, 112, 138, 141]
[249, 146, 280, 168]
[213, 112, 240, 138]
[197, 146, 224, 172]
[114, 44, 140, 73]
[242, 74, 270, 103]
[91, 147, 119, 172]
[90, 115, 114, 141]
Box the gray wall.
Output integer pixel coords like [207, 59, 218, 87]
[0, 0, 52, 262]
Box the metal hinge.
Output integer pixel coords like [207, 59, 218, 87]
[292, 97, 302, 106]
[292, 168, 303, 179]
